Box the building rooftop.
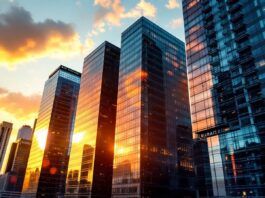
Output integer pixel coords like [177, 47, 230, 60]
[49, 65, 81, 79]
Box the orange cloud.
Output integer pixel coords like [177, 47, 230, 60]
[0, 87, 41, 119]
[0, 6, 93, 68]
[90, 0, 157, 36]
[165, 0, 180, 9]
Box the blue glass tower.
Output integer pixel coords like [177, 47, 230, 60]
[183, 0, 265, 197]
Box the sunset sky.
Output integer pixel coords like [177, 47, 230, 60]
[0, 0, 184, 146]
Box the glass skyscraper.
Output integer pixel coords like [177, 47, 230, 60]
[0, 138, 31, 197]
[21, 65, 80, 197]
[111, 17, 194, 197]
[183, 0, 265, 197]
[65, 41, 120, 197]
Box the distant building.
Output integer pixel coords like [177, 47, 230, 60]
[0, 121, 13, 172]
[17, 125, 33, 141]
[0, 138, 32, 197]
[21, 65, 81, 197]
[111, 17, 195, 197]
[65, 41, 120, 198]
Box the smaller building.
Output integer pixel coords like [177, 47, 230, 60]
[0, 139, 32, 197]
[0, 122, 13, 172]
[17, 126, 33, 141]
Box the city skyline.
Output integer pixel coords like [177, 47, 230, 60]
[0, 0, 184, 141]
[1, 0, 265, 197]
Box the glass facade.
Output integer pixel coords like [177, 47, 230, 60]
[0, 122, 13, 172]
[21, 66, 80, 197]
[112, 17, 195, 197]
[65, 41, 120, 197]
[183, 0, 265, 196]
[0, 139, 31, 197]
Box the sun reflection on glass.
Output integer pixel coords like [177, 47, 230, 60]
[34, 129, 48, 150]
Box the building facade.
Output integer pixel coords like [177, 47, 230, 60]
[0, 121, 13, 172]
[183, 0, 265, 197]
[21, 65, 80, 197]
[111, 17, 194, 197]
[65, 41, 120, 197]
[17, 125, 33, 141]
[0, 138, 32, 197]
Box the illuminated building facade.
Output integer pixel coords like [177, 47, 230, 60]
[21, 65, 80, 197]
[183, 0, 265, 196]
[0, 121, 13, 172]
[65, 41, 120, 197]
[0, 138, 31, 197]
[111, 17, 194, 197]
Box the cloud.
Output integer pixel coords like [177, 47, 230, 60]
[169, 17, 183, 28]
[90, 0, 157, 36]
[123, 0, 157, 18]
[0, 87, 41, 119]
[0, 6, 92, 68]
[165, 0, 180, 9]
[94, 0, 112, 8]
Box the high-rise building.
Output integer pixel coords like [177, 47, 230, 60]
[0, 138, 32, 197]
[21, 65, 81, 197]
[182, 0, 265, 196]
[111, 17, 194, 197]
[0, 121, 13, 172]
[17, 125, 33, 141]
[65, 41, 120, 198]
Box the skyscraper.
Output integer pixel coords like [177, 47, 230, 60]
[17, 125, 33, 141]
[182, 0, 265, 196]
[21, 65, 80, 197]
[111, 17, 194, 197]
[65, 41, 120, 198]
[0, 121, 13, 172]
[0, 138, 32, 197]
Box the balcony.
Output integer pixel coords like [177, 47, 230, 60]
[204, 13, 213, 22]
[245, 79, 260, 89]
[201, 0, 209, 6]
[208, 48, 218, 56]
[203, 5, 212, 13]
[219, 11, 227, 19]
[227, 0, 239, 5]
[229, 4, 242, 14]
[238, 55, 254, 65]
[249, 92, 263, 103]
[208, 39, 217, 47]
[206, 29, 216, 38]
[237, 44, 251, 54]
[242, 66, 256, 76]
[210, 59, 220, 67]
[233, 23, 246, 33]
[230, 13, 243, 23]
[235, 32, 249, 42]
[204, 21, 214, 30]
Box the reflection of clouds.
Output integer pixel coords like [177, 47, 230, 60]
[123, 68, 147, 108]
[34, 129, 48, 150]
[186, 39, 206, 54]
